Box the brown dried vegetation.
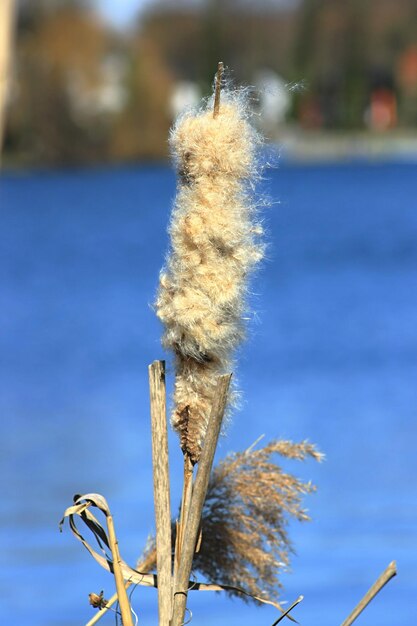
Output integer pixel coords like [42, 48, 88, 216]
[137, 439, 322, 603]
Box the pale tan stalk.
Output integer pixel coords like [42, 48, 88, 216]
[179, 455, 194, 549]
[340, 561, 397, 626]
[0, 0, 15, 159]
[174, 454, 194, 574]
[171, 374, 232, 626]
[149, 360, 172, 626]
[106, 514, 134, 626]
[173, 455, 194, 614]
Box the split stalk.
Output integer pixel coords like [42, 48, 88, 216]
[149, 360, 172, 626]
[340, 560, 397, 626]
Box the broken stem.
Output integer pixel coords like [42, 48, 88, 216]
[213, 61, 224, 118]
[340, 561, 397, 626]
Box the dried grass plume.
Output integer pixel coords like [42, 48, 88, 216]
[137, 439, 322, 603]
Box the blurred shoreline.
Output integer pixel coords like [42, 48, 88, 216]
[278, 129, 417, 163]
[4, 1, 417, 169]
[3, 131, 417, 171]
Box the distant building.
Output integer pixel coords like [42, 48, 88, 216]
[67, 53, 127, 118]
[170, 81, 201, 119]
[255, 70, 291, 136]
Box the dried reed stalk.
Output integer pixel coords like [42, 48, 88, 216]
[173, 452, 193, 586]
[149, 360, 172, 626]
[106, 512, 134, 626]
[171, 374, 232, 626]
[0, 0, 15, 158]
[340, 561, 397, 626]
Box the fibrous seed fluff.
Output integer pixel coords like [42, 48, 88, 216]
[156, 86, 264, 462]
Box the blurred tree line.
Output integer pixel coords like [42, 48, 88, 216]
[4, 0, 417, 166]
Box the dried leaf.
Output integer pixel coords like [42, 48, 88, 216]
[60, 493, 288, 615]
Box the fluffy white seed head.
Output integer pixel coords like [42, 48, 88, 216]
[156, 87, 264, 462]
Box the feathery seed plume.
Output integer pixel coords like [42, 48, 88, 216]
[156, 81, 264, 462]
[137, 439, 322, 602]
[195, 440, 323, 600]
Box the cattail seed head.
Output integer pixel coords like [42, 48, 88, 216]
[156, 87, 265, 461]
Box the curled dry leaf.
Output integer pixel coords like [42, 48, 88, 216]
[59, 492, 289, 615]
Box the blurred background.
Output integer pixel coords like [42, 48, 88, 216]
[1, 2, 417, 626]
[3, 0, 417, 165]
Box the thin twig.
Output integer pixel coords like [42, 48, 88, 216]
[271, 595, 303, 625]
[213, 61, 224, 118]
[244, 433, 265, 454]
[171, 374, 232, 626]
[149, 360, 172, 626]
[340, 561, 397, 626]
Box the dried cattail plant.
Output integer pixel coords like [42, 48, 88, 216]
[156, 69, 264, 463]
[136, 439, 322, 603]
[60, 64, 396, 626]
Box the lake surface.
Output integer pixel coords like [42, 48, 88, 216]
[1, 162, 417, 625]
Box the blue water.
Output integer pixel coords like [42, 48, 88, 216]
[1, 162, 417, 625]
